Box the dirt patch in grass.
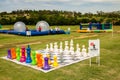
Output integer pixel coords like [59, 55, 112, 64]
[0, 77, 12, 80]
[0, 45, 3, 48]
[107, 69, 117, 75]
[74, 35, 98, 39]
[16, 41, 41, 46]
[0, 45, 3, 47]
[0, 41, 41, 49]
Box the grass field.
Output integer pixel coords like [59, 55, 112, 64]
[0, 25, 120, 80]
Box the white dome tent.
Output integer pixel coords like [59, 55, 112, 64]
[36, 21, 49, 31]
[14, 21, 26, 32]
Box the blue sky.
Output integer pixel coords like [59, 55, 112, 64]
[0, 0, 120, 13]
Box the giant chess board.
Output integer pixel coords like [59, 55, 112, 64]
[1, 39, 100, 73]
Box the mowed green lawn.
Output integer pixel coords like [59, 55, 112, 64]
[0, 25, 120, 80]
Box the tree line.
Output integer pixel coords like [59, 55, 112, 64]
[0, 10, 120, 25]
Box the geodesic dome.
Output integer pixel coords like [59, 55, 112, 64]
[14, 21, 26, 32]
[36, 21, 49, 31]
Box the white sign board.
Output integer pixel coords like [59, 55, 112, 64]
[88, 39, 100, 56]
[26, 31, 31, 36]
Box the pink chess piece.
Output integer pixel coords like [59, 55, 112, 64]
[20, 46, 26, 62]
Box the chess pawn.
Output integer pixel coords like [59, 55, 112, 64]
[70, 47, 75, 60]
[37, 54, 43, 68]
[65, 41, 69, 50]
[54, 42, 58, 53]
[43, 57, 51, 70]
[20, 46, 26, 62]
[31, 51, 37, 65]
[65, 41, 68, 46]
[75, 47, 81, 59]
[11, 48, 16, 59]
[70, 41, 74, 52]
[76, 44, 81, 56]
[76, 43, 79, 49]
[70, 43, 73, 47]
[70, 39, 73, 47]
[7, 49, 12, 59]
[46, 44, 49, 52]
[82, 45, 87, 57]
[16, 47, 20, 61]
[59, 42, 63, 53]
[53, 55, 59, 67]
[64, 45, 69, 55]
[50, 43, 53, 51]
[65, 45, 69, 50]
[70, 39, 73, 44]
[70, 46, 74, 53]
[46, 54, 51, 65]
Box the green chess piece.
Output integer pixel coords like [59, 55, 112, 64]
[31, 51, 37, 65]
[16, 47, 20, 61]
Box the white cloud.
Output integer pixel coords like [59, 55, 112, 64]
[0, 0, 120, 13]
[3, 0, 120, 4]
[24, 0, 120, 2]
[3, 0, 120, 6]
[67, 0, 120, 6]
[83, 0, 120, 3]
[82, 0, 104, 2]
[25, 0, 71, 2]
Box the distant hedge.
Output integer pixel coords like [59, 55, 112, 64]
[0, 10, 120, 25]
